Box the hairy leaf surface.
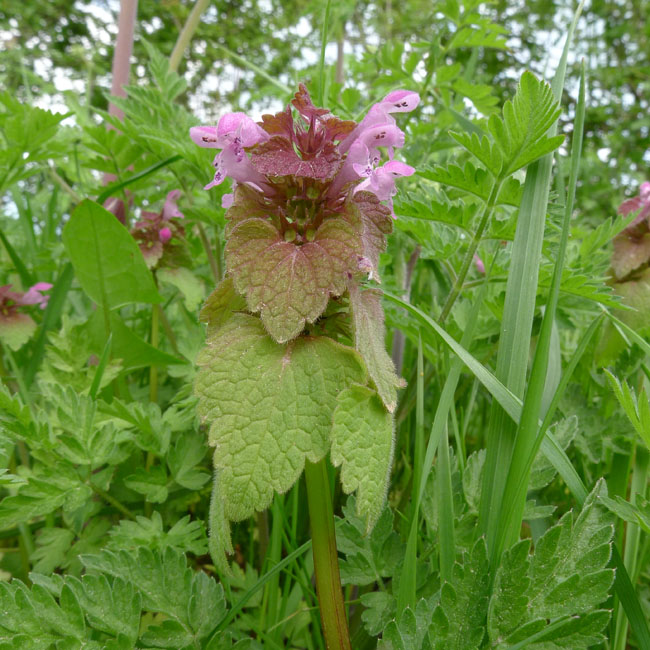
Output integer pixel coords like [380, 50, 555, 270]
[331, 385, 394, 531]
[195, 313, 366, 519]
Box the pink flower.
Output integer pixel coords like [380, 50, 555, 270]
[190, 86, 419, 217]
[162, 190, 184, 220]
[19, 282, 53, 309]
[131, 191, 186, 268]
[159, 227, 172, 243]
[0, 283, 52, 350]
[190, 113, 271, 193]
[339, 89, 420, 154]
[473, 254, 486, 274]
[354, 159, 415, 215]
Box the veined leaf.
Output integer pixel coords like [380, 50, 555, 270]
[62, 200, 162, 310]
[195, 313, 366, 520]
[331, 385, 394, 532]
[487, 480, 615, 649]
[488, 71, 564, 177]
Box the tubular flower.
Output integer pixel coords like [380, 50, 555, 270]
[0, 282, 52, 350]
[131, 191, 187, 269]
[190, 84, 419, 343]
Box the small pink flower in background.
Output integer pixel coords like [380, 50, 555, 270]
[0, 282, 53, 350]
[131, 191, 186, 268]
[19, 282, 53, 309]
[473, 254, 486, 274]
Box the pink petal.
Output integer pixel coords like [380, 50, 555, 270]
[163, 190, 184, 220]
[381, 90, 420, 113]
[159, 227, 172, 243]
[221, 193, 235, 209]
[217, 112, 269, 147]
[190, 126, 220, 148]
[382, 160, 415, 177]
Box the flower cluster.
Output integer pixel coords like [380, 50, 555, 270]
[612, 181, 650, 280]
[0, 282, 52, 350]
[130, 190, 186, 269]
[190, 85, 418, 215]
[189, 85, 418, 343]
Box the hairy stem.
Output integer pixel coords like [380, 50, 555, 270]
[304, 459, 351, 650]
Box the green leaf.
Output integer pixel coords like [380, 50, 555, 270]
[157, 266, 204, 311]
[604, 369, 650, 449]
[195, 313, 366, 520]
[124, 465, 169, 503]
[81, 547, 198, 630]
[449, 131, 503, 176]
[199, 275, 248, 335]
[0, 312, 36, 350]
[32, 528, 75, 574]
[488, 71, 564, 177]
[337, 497, 403, 587]
[600, 494, 650, 535]
[487, 480, 615, 648]
[107, 512, 208, 556]
[167, 432, 210, 490]
[65, 575, 141, 644]
[0, 465, 91, 531]
[349, 284, 404, 412]
[87, 308, 184, 370]
[62, 200, 162, 310]
[430, 539, 490, 650]
[378, 599, 434, 650]
[226, 215, 360, 343]
[331, 385, 394, 532]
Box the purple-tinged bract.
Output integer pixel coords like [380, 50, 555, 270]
[190, 84, 418, 343]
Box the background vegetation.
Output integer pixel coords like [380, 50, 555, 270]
[0, 0, 649, 648]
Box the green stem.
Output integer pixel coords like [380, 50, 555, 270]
[149, 301, 159, 404]
[304, 459, 351, 650]
[197, 223, 220, 284]
[613, 444, 649, 650]
[438, 179, 502, 323]
[168, 0, 210, 72]
[89, 481, 137, 520]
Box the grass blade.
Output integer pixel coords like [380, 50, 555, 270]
[493, 60, 587, 561]
[478, 0, 585, 552]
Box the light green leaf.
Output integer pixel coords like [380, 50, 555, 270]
[166, 432, 210, 490]
[124, 466, 168, 503]
[107, 512, 207, 557]
[337, 497, 403, 587]
[488, 480, 615, 648]
[65, 575, 141, 645]
[348, 284, 404, 412]
[379, 599, 434, 649]
[600, 494, 650, 535]
[87, 308, 184, 370]
[62, 200, 162, 309]
[0, 313, 36, 351]
[488, 71, 564, 177]
[158, 266, 204, 311]
[331, 385, 394, 532]
[195, 313, 366, 520]
[430, 539, 490, 650]
[199, 276, 247, 335]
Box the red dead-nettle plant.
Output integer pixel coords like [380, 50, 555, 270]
[192, 84, 417, 646]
